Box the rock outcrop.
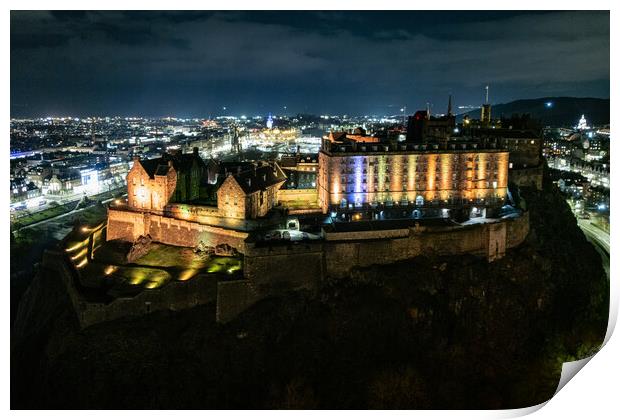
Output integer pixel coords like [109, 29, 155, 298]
[10, 171, 608, 409]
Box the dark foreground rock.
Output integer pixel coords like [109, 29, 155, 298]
[11, 175, 608, 409]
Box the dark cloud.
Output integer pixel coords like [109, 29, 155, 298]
[10, 10, 610, 117]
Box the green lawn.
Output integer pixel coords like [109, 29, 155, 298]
[12, 202, 76, 227]
[90, 241, 243, 295]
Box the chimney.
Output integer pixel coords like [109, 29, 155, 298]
[193, 146, 199, 156]
[168, 160, 173, 168]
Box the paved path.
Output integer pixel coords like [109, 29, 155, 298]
[577, 219, 610, 279]
[12, 196, 116, 234]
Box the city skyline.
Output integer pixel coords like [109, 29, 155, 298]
[11, 10, 610, 118]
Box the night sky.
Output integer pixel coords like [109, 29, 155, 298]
[10, 10, 610, 118]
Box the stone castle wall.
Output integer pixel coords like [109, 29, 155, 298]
[42, 250, 218, 328]
[244, 214, 529, 281]
[163, 203, 251, 231]
[277, 188, 319, 207]
[107, 208, 249, 252]
[509, 165, 544, 190]
[323, 224, 488, 278]
[69, 209, 529, 327]
[147, 214, 248, 252]
[244, 241, 324, 293]
[107, 209, 148, 242]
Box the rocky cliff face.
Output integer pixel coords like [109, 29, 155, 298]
[11, 171, 608, 409]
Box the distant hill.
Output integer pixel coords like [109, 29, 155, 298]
[457, 97, 609, 127]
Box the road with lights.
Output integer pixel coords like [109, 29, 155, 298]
[578, 218, 610, 279]
[11, 195, 118, 234]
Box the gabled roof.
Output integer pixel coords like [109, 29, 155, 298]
[137, 151, 206, 178]
[218, 161, 255, 176]
[278, 155, 298, 168]
[329, 131, 348, 142]
[231, 163, 287, 194]
[139, 159, 166, 177]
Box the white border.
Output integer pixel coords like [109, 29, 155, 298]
[4, 2, 617, 418]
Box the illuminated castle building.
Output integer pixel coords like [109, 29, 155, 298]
[318, 98, 510, 220]
[127, 148, 212, 211]
[216, 163, 286, 219]
[108, 149, 287, 248]
[317, 138, 509, 220]
[125, 149, 286, 220]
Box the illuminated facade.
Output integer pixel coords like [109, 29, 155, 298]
[123, 150, 286, 223]
[317, 139, 509, 218]
[217, 163, 287, 219]
[577, 114, 590, 130]
[127, 148, 207, 211]
[248, 127, 300, 142]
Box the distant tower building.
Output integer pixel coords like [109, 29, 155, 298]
[91, 118, 96, 143]
[447, 94, 453, 116]
[481, 85, 492, 126]
[577, 114, 589, 130]
[266, 113, 273, 129]
[230, 124, 242, 154]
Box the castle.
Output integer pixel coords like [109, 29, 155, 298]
[317, 137, 509, 220]
[53, 100, 541, 327]
[107, 148, 288, 250]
